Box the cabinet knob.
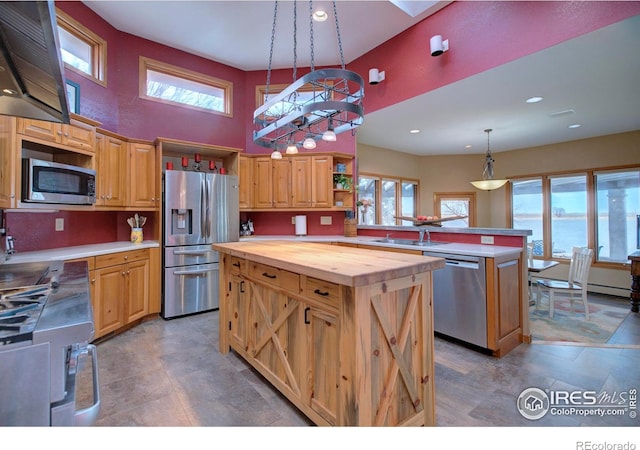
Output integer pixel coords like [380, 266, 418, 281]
[121, 271, 126, 276]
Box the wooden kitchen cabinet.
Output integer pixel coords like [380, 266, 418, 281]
[128, 141, 159, 209]
[92, 249, 150, 339]
[95, 131, 127, 207]
[486, 255, 523, 357]
[17, 117, 95, 154]
[238, 155, 252, 209]
[245, 153, 348, 210]
[252, 156, 273, 208]
[0, 116, 17, 208]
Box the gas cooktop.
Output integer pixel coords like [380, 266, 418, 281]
[0, 262, 59, 345]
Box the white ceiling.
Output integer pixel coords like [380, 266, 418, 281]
[82, 1, 640, 156]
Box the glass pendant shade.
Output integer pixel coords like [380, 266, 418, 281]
[322, 129, 336, 142]
[286, 143, 299, 154]
[470, 179, 508, 190]
[271, 149, 283, 160]
[303, 137, 316, 149]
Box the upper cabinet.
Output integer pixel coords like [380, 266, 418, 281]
[128, 141, 159, 209]
[241, 153, 353, 211]
[95, 131, 127, 207]
[17, 117, 95, 154]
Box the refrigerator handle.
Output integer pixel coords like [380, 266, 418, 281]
[200, 178, 207, 240]
[205, 177, 211, 240]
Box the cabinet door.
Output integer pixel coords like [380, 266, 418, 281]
[17, 118, 60, 143]
[291, 156, 312, 208]
[305, 305, 339, 425]
[312, 155, 332, 208]
[128, 142, 158, 208]
[62, 121, 95, 152]
[93, 264, 126, 337]
[272, 158, 291, 208]
[248, 282, 303, 396]
[125, 259, 150, 323]
[238, 155, 253, 209]
[228, 274, 250, 351]
[0, 118, 16, 208]
[253, 157, 273, 208]
[96, 133, 127, 207]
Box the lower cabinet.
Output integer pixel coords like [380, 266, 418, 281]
[226, 259, 340, 425]
[91, 249, 150, 339]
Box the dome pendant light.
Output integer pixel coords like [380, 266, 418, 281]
[470, 129, 509, 190]
[322, 118, 337, 142]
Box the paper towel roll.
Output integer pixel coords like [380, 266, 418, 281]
[295, 215, 307, 236]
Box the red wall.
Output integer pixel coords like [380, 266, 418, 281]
[350, 1, 640, 115]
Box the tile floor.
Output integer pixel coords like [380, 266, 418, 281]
[78, 294, 640, 428]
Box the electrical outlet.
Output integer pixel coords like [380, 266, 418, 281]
[320, 216, 332, 225]
[480, 235, 494, 245]
[291, 216, 296, 224]
[55, 218, 64, 232]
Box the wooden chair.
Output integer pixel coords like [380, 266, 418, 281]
[536, 246, 594, 319]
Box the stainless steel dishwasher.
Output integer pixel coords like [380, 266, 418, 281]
[423, 251, 487, 348]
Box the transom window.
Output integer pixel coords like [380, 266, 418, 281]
[139, 57, 232, 116]
[56, 9, 107, 85]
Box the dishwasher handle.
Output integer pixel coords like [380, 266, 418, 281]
[444, 259, 480, 270]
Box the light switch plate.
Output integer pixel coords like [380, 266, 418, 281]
[320, 216, 332, 225]
[481, 235, 494, 244]
[55, 218, 64, 231]
[291, 216, 296, 224]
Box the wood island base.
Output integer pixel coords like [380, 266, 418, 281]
[213, 241, 445, 426]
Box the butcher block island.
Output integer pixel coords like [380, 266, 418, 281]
[213, 240, 445, 426]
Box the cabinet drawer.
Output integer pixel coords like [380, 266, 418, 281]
[95, 248, 149, 269]
[301, 276, 340, 309]
[228, 256, 247, 274]
[248, 261, 299, 293]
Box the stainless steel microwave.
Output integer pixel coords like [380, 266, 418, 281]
[22, 158, 96, 205]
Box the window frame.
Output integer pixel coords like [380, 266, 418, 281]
[507, 164, 639, 268]
[56, 9, 107, 86]
[434, 192, 477, 227]
[357, 172, 420, 225]
[139, 56, 233, 117]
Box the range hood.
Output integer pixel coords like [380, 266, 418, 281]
[0, 1, 70, 123]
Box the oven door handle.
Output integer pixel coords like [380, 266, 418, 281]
[74, 344, 101, 426]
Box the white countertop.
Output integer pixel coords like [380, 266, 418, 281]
[3, 241, 160, 264]
[242, 235, 522, 258]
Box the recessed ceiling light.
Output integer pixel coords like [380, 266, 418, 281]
[2, 88, 17, 95]
[568, 124, 581, 129]
[526, 96, 544, 103]
[313, 10, 328, 22]
[409, 129, 420, 134]
[465, 144, 472, 149]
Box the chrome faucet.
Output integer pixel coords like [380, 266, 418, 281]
[418, 227, 430, 244]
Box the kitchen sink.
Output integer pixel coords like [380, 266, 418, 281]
[373, 238, 444, 247]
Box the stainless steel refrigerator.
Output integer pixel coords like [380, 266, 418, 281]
[162, 170, 239, 319]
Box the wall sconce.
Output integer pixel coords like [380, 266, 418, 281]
[369, 68, 385, 85]
[430, 35, 449, 57]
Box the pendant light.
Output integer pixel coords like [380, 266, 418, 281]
[286, 140, 299, 154]
[271, 147, 283, 160]
[322, 118, 336, 142]
[470, 129, 509, 190]
[303, 135, 316, 149]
